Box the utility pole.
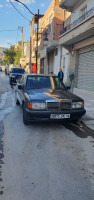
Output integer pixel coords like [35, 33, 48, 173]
[18, 26, 24, 58]
[36, 9, 39, 74]
[29, 21, 32, 73]
[22, 26, 24, 58]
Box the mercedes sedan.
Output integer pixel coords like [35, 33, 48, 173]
[15, 74, 86, 125]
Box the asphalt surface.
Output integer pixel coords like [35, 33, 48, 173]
[0, 72, 94, 200]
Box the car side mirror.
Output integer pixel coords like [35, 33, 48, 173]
[18, 84, 23, 89]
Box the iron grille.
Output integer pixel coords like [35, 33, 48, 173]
[47, 101, 71, 110]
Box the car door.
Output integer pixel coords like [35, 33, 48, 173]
[17, 76, 25, 105]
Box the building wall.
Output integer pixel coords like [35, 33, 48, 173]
[53, 45, 69, 84]
[39, 0, 64, 51]
[54, 46, 61, 75]
[60, 0, 94, 88]
[14, 41, 22, 50]
[39, 0, 70, 75]
[71, 0, 93, 24]
[24, 41, 30, 63]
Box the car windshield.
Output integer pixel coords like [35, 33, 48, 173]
[12, 68, 25, 74]
[26, 76, 66, 90]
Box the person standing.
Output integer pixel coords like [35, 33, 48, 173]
[58, 69, 64, 82]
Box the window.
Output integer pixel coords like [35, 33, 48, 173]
[80, 6, 87, 17]
[26, 76, 51, 90]
[53, 77, 65, 89]
[26, 76, 66, 90]
[12, 68, 25, 74]
[50, 17, 53, 33]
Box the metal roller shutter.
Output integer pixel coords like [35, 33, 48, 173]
[77, 45, 94, 91]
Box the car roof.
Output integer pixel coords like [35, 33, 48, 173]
[24, 74, 57, 78]
[12, 67, 24, 69]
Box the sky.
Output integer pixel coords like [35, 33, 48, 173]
[0, 0, 52, 48]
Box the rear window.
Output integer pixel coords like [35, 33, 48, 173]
[12, 68, 25, 74]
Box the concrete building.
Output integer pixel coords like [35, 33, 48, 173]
[59, 0, 94, 91]
[24, 40, 31, 73]
[38, 0, 70, 75]
[13, 41, 22, 51]
[31, 14, 44, 73]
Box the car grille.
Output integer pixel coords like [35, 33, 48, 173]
[47, 100, 72, 110]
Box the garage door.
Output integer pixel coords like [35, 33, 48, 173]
[77, 45, 94, 91]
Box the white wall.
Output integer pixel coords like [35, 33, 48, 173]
[61, 47, 69, 84]
[53, 46, 69, 84]
[71, 0, 94, 24]
[54, 46, 61, 75]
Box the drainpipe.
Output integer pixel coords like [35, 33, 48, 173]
[60, 45, 62, 69]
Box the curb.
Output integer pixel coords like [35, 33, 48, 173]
[81, 120, 94, 132]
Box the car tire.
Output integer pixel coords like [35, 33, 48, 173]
[16, 98, 20, 105]
[15, 92, 20, 105]
[23, 104, 29, 125]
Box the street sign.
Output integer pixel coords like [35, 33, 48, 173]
[20, 58, 26, 67]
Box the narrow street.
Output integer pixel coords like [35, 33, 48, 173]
[0, 72, 94, 200]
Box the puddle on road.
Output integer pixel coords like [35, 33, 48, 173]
[0, 121, 4, 195]
[64, 122, 94, 139]
[0, 89, 15, 195]
[0, 89, 15, 121]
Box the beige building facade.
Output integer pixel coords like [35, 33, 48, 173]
[59, 0, 94, 91]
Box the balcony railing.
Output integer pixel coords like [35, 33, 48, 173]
[60, 7, 94, 36]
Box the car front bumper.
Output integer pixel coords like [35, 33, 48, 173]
[26, 108, 86, 122]
[10, 77, 17, 85]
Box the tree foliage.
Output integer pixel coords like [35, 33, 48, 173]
[0, 59, 5, 65]
[3, 47, 22, 66]
[3, 47, 16, 65]
[14, 50, 21, 65]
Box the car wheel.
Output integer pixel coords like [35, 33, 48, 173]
[15, 92, 20, 105]
[16, 98, 20, 105]
[23, 104, 29, 125]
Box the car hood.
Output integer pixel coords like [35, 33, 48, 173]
[26, 88, 83, 102]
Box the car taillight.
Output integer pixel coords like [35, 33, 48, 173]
[27, 102, 32, 110]
[82, 101, 84, 108]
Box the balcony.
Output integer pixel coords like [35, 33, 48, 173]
[60, 0, 78, 11]
[60, 7, 94, 35]
[47, 40, 59, 52]
[59, 7, 94, 47]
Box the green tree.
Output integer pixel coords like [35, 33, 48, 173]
[0, 60, 5, 65]
[3, 47, 16, 65]
[14, 50, 21, 65]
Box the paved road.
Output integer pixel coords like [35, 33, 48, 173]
[0, 72, 94, 200]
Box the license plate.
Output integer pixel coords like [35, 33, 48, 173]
[50, 114, 70, 119]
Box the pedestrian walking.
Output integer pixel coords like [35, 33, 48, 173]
[58, 69, 64, 82]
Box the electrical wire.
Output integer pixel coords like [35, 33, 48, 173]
[13, 0, 34, 16]
[9, 0, 30, 22]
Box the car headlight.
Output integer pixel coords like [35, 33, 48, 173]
[27, 102, 46, 110]
[72, 101, 84, 109]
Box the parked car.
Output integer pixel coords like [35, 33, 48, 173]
[0, 67, 2, 71]
[9, 67, 25, 86]
[15, 74, 86, 125]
